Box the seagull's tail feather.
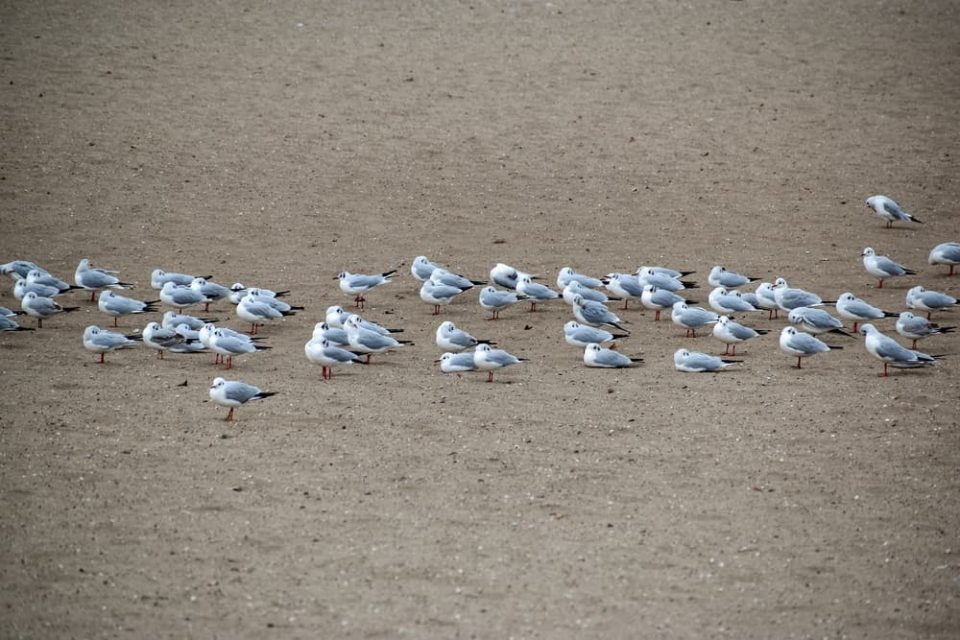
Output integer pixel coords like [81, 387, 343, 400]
[680, 280, 699, 289]
[610, 322, 630, 334]
[610, 333, 630, 340]
[829, 328, 856, 338]
[254, 391, 279, 400]
[62, 306, 80, 313]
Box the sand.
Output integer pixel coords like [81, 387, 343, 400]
[1, 1, 959, 637]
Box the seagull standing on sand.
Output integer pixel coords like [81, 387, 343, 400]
[209, 377, 277, 422]
[336, 269, 397, 309]
[779, 326, 840, 369]
[928, 242, 960, 276]
[865, 195, 922, 228]
[861, 247, 916, 288]
[860, 323, 939, 377]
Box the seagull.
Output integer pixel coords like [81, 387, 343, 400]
[712, 316, 767, 356]
[473, 343, 526, 382]
[236, 294, 287, 335]
[861, 247, 916, 288]
[13, 277, 67, 301]
[860, 323, 939, 377]
[0, 306, 21, 318]
[707, 265, 758, 289]
[865, 195, 922, 228]
[779, 326, 840, 369]
[571, 295, 629, 333]
[583, 343, 642, 368]
[835, 292, 897, 333]
[304, 338, 366, 380]
[436, 351, 478, 374]
[74, 259, 133, 301]
[25, 269, 79, 294]
[0, 260, 48, 279]
[563, 320, 627, 348]
[344, 313, 403, 336]
[151, 268, 211, 289]
[0, 315, 32, 332]
[604, 273, 645, 310]
[160, 281, 205, 310]
[82, 325, 141, 363]
[556, 267, 603, 290]
[754, 282, 780, 319]
[324, 305, 351, 328]
[516, 275, 560, 311]
[20, 291, 78, 328]
[209, 377, 277, 422]
[199, 323, 265, 365]
[671, 302, 719, 338]
[635, 267, 697, 292]
[411, 256, 442, 282]
[429, 268, 485, 291]
[895, 311, 955, 349]
[906, 286, 958, 318]
[190, 278, 233, 310]
[772, 277, 831, 311]
[928, 242, 960, 276]
[227, 283, 289, 305]
[420, 279, 466, 315]
[344, 315, 413, 362]
[640, 285, 688, 321]
[312, 321, 350, 347]
[336, 269, 396, 309]
[98, 291, 159, 327]
[562, 280, 617, 306]
[638, 265, 696, 280]
[708, 287, 761, 314]
[479, 286, 524, 320]
[209, 327, 271, 369]
[143, 321, 197, 359]
[673, 348, 741, 372]
[787, 307, 854, 338]
[436, 321, 493, 352]
[489, 263, 532, 290]
[161, 311, 218, 331]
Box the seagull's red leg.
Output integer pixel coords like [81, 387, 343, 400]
[654, 310, 661, 321]
[486, 371, 493, 383]
[99, 353, 105, 364]
[225, 407, 234, 422]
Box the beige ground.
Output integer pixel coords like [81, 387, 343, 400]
[2, 1, 960, 637]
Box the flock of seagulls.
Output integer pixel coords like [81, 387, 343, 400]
[1, 195, 957, 421]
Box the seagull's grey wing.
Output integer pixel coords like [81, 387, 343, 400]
[79, 270, 118, 288]
[224, 382, 261, 403]
[874, 256, 906, 275]
[922, 291, 957, 306]
[899, 316, 932, 335]
[349, 274, 385, 288]
[217, 335, 254, 353]
[448, 330, 477, 348]
[449, 353, 477, 370]
[324, 327, 350, 345]
[844, 299, 882, 318]
[487, 350, 521, 366]
[355, 330, 395, 350]
[685, 353, 722, 370]
[873, 336, 918, 362]
[595, 349, 631, 367]
[790, 333, 828, 354]
[728, 323, 759, 340]
[804, 309, 842, 330]
[882, 199, 909, 221]
[327, 345, 362, 363]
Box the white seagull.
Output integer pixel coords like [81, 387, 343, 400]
[928, 242, 960, 276]
[906, 286, 958, 318]
[209, 377, 277, 422]
[895, 311, 955, 349]
[712, 316, 767, 356]
[473, 343, 526, 382]
[305, 338, 366, 381]
[82, 325, 141, 363]
[865, 195, 922, 228]
[861, 247, 916, 288]
[436, 321, 493, 352]
[74, 258, 133, 301]
[336, 269, 397, 309]
[583, 343, 642, 368]
[860, 323, 939, 377]
[673, 348, 741, 373]
[20, 291, 78, 328]
[779, 326, 840, 369]
[835, 292, 896, 333]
